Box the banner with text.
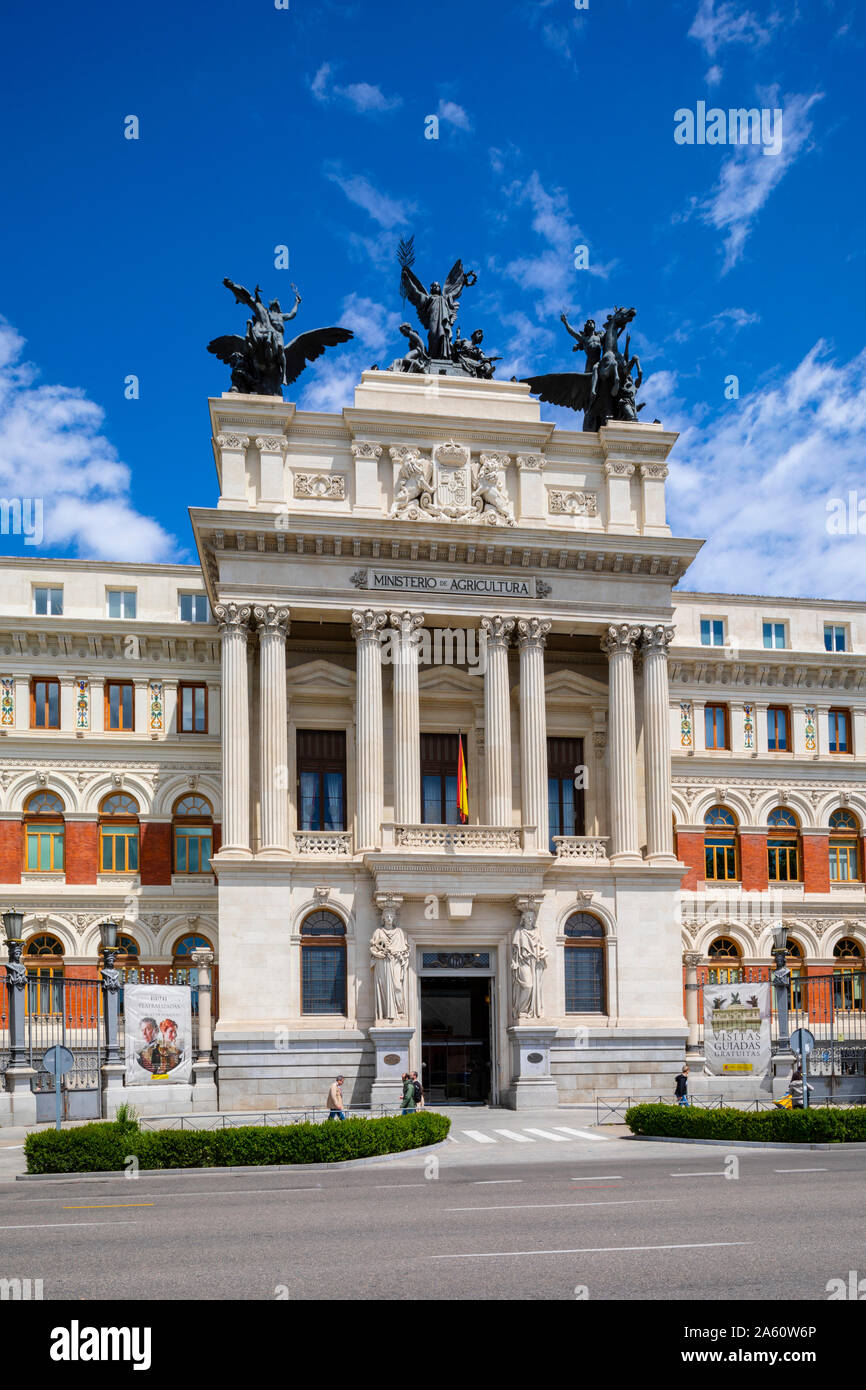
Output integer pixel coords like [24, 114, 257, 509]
[704, 981, 772, 1075]
[124, 984, 192, 1086]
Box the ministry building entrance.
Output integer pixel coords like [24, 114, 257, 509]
[419, 954, 495, 1103]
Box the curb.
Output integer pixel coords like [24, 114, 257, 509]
[632, 1135, 866, 1151]
[15, 1138, 448, 1182]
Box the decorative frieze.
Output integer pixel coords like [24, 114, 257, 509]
[148, 681, 164, 734]
[75, 679, 89, 730]
[294, 472, 346, 501]
[680, 701, 693, 748]
[389, 441, 515, 525]
[1, 677, 13, 727]
[743, 703, 754, 750]
[547, 488, 599, 518]
[804, 707, 817, 751]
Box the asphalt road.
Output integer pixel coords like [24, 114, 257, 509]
[2, 1131, 864, 1301]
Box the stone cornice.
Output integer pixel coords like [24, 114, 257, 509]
[669, 654, 866, 690]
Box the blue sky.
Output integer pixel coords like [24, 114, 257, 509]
[0, 0, 864, 596]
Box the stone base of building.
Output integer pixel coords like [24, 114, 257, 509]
[214, 1028, 374, 1111]
[551, 1026, 690, 1103]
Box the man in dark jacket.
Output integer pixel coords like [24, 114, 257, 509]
[674, 1065, 690, 1106]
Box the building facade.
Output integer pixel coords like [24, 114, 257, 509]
[1, 370, 864, 1112]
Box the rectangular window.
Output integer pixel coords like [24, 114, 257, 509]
[105, 681, 134, 731]
[547, 736, 585, 852]
[829, 709, 850, 754]
[30, 678, 60, 729]
[179, 593, 210, 623]
[767, 707, 790, 752]
[34, 587, 63, 616]
[174, 826, 213, 874]
[420, 732, 460, 825]
[705, 838, 737, 881]
[700, 618, 725, 646]
[763, 622, 786, 649]
[565, 947, 605, 1013]
[705, 705, 729, 750]
[768, 841, 799, 881]
[824, 625, 847, 652]
[830, 842, 858, 882]
[301, 945, 347, 1014]
[100, 826, 139, 873]
[297, 730, 346, 831]
[107, 590, 137, 619]
[179, 683, 208, 733]
[25, 824, 64, 872]
[833, 970, 864, 1012]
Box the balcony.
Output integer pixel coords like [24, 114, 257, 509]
[552, 836, 610, 863]
[293, 830, 353, 857]
[382, 824, 536, 853]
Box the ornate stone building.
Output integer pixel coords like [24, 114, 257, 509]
[1, 370, 863, 1110]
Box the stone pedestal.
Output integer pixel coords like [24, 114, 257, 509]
[368, 1026, 413, 1110]
[3, 1066, 38, 1126]
[506, 1025, 559, 1109]
[101, 1061, 128, 1118]
[191, 1061, 219, 1111]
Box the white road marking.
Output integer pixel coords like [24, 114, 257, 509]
[0, 1220, 143, 1230]
[523, 1128, 570, 1142]
[670, 1172, 727, 1178]
[554, 1126, 608, 1142]
[571, 1175, 623, 1181]
[461, 1130, 497, 1144]
[445, 1198, 677, 1212]
[472, 1179, 523, 1184]
[774, 1167, 828, 1173]
[431, 1240, 754, 1260]
[493, 1129, 534, 1143]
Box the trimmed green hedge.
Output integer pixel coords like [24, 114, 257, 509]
[25, 1110, 450, 1175]
[625, 1102, 866, 1144]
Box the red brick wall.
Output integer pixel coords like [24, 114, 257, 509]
[676, 831, 704, 890]
[65, 821, 97, 884]
[739, 832, 768, 892]
[0, 819, 23, 884]
[802, 834, 830, 894]
[140, 821, 172, 885]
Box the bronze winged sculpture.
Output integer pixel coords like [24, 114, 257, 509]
[400, 258, 478, 361]
[522, 306, 646, 431]
[208, 278, 354, 396]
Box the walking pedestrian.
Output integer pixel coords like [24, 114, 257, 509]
[674, 1064, 690, 1107]
[400, 1073, 416, 1115]
[789, 1066, 813, 1110]
[411, 1070, 424, 1110]
[326, 1075, 346, 1121]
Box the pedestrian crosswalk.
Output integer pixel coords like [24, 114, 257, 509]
[449, 1124, 607, 1146]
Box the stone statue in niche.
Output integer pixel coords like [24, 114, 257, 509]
[511, 902, 547, 1020]
[370, 899, 409, 1023]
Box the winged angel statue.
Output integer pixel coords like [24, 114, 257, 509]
[208, 278, 354, 396]
[522, 306, 645, 432]
[400, 258, 477, 361]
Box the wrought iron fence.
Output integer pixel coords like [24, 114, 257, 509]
[138, 1107, 394, 1131]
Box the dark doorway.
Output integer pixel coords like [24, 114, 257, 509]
[420, 976, 491, 1103]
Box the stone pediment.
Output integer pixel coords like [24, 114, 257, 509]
[544, 668, 608, 701]
[418, 665, 485, 698]
[287, 659, 356, 693]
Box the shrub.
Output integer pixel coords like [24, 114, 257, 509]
[624, 1103, 866, 1144]
[25, 1110, 450, 1175]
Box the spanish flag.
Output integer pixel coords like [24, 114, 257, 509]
[457, 734, 469, 824]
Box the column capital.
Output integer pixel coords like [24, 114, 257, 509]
[388, 610, 425, 642]
[352, 440, 383, 460]
[252, 603, 291, 636]
[516, 454, 545, 472]
[515, 617, 551, 651]
[215, 433, 249, 451]
[641, 623, 675, 655]
[213, 602, 252, 635]
[683, 951, 703, 968]
[255, 435, 288, 454]
[603, 459, 635, 479]
[600, 623, 641, 658]
[351, 609, 388, 642]
[480, 615, 515, 649]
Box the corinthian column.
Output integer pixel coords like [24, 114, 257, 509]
[481, 616, 515, 826]
[600, 623, 641, 863]
[389, 610, 424, 824]
[253, 604, 291, 856]
[516, 617, 551, 850]
[214, 602, 252, 857]
[352, 609, 387, 850]
[642, 623, 676, 862]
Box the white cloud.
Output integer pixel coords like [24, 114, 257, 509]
[310, 63, 401, 113]
[692, 89, 822, 271]
[706, 63, 723, 86]
[338, 294, 400, 355]
[707, 306, 761, 333]
[500, 171, 614, 313]
[437, 99, 471, 131]
[658, 342, 866, 598]
[0, 319, 178, 561]
[496, 311, 556, 381]
[688, 0, 781, 58]
[326, 166, 414, 229]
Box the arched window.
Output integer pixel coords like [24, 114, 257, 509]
[172, 794, 213, 875]
[24, 932, 64, 1015]
[99, 792, 140, 873]
[833, 938, 864, 1012]
[172, 932, 216, 1008]
[786, 938, 804, 1011]
[704, 806, 738, 881]
[24, 791, 65, 873]
[563, 912, 606, 1013]
[300, 911, 346, 1015]
[829, 809, 860, 882]
[707, 936, 742, 985]
[767, 807, 800, 882]
[172, 932, 214, 967]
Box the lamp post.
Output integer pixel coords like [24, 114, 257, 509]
[771, 921, 790, 1053]
[98, 920, 122, 1065]
[2, 907, 27, 1067]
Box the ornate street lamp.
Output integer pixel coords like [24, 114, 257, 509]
[771, 921, 790, 1051]
[2, 907, 28, 1066]
[98, 920, 122, 1064]
[1, 907, 24, 943]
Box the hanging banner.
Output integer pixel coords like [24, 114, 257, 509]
[704, 981, 772, 1075]
[124, 984, 192, 1086]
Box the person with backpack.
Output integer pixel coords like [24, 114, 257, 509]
[674, 1064, 690, 1107]
[411, 1071, 424, 1110]
[400, 1073, 416, 1115]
